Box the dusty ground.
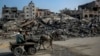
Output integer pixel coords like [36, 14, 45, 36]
[53, 37, 100, 56]
[0, 39, 51, 56]
[0, 37, 100, 56]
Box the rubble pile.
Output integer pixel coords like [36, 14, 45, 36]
[36, 17, 100, 38]
[28, 16, 100, 40]
[0, 16, 100, 40]
[57, 18, 100, 37]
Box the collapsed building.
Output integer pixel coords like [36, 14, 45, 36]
[61, 0, 100, 20]
[2, 5, 18, 20]
[78, 0, 100, 19]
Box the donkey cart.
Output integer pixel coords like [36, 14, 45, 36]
[9, 42, 37, 56]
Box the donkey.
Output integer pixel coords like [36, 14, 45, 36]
[38, 34, 53, 50]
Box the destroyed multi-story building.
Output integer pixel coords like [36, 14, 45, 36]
[36, 8, 53, 18]
[78, 0, 100, 19]
[60, 8, 80, 19]
[2, 5, 18, 20]
[17, 10, 24, 20]
[23, 1, 37, 19]
[61, 0, 100, 19]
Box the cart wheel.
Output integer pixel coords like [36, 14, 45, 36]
[28, 47, 36, 55]
[10, 47, 14, 52]
[14, 47, 24, 56]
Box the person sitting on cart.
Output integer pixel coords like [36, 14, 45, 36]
[16, 29, 25, 44]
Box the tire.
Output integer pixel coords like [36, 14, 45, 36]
[28, 47, 36, 55]
[10, 47, 14, 52]
[13, 47, 24, 56]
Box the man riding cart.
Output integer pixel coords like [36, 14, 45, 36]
[9, 29, 37, 56]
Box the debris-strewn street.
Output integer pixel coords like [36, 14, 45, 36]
[0, 39, 51, 56]
[53, 37, 100, 56]
[0, 37, 100, 56]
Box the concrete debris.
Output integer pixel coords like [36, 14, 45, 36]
[0, 16, 100, 40]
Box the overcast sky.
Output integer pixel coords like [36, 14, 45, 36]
[0, 0, 94, 18]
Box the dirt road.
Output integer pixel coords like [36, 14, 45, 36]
[0, 39, 51, 56]
[0, 37, 100, 56]
[0, 48, 51, 56]
[0, 39, 74, 56]
[53, 37, 100, 56]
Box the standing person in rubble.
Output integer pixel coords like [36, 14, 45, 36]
[16, 29, 25, 44]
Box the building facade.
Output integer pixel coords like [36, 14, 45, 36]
[36, 8, 52, 18]
[17, 10, 24, 20]
[2, 5, 18, 20]
[61, 0, 100, 19]
[78, 0, 100, 19]
[23, 1, 36, 19]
